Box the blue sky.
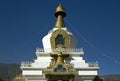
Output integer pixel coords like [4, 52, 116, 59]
[0, 0, 120, 75]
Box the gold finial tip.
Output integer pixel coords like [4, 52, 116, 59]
[56, 4, 65, 13]
[59, 3, 61, 6]
[55, 4, 66, 18]
[58, 3, 62, 7]
[54, 4, 66, 28]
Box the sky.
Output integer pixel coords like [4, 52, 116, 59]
[0, 0, 120, 75]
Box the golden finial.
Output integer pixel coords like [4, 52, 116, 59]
[56, 52, 64, 64]
[55, 4, 66, 15]
[54, 4, 66, 28]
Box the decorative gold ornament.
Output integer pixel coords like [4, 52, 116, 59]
[54, 4, 66, 28]
[42, 4, 78, 81]
[50, 28, 70, 50]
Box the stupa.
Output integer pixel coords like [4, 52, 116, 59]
[20, 4, 99, 81]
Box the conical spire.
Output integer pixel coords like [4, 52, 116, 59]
[56, 52, 64, 64]
[54, 4, 66, 28]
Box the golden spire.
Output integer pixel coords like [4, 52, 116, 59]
[56, 52, 64, 64]
[55, 4, 66, 28]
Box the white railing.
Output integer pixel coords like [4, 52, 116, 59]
[21, 61, 32, 67]
[71, 61, 99, 68]
[43, 69, 53, 71]
[21, 61, 98, 68]
[36, 48, 83, 52]
[88, 61, 99, 67]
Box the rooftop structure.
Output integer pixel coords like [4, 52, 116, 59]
[20, 4, 100, 81]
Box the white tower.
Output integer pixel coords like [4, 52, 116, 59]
[20, 4, 100, 81]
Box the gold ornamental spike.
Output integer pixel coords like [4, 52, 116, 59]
[55, 4, 65, 14]
[56, 52, 64, 64]
[54, 4, 66, 28]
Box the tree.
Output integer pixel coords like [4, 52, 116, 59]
[0, 77, 4, 81]
[93, 76, 104, 81]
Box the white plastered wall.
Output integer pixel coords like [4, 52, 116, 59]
[42, 27, 78, 52]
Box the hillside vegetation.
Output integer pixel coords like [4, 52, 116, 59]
[103, 74, 120, 81]
[0, 63, 21, 81]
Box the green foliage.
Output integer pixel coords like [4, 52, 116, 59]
[0, 77, 4, 81]
[104, 78, 117, 81]
[109, 78, 117, 81]
[93, 76, 104, 81]
[0, 63, 21, 81]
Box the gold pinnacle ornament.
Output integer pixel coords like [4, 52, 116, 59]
[55, 4, 66, 28]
